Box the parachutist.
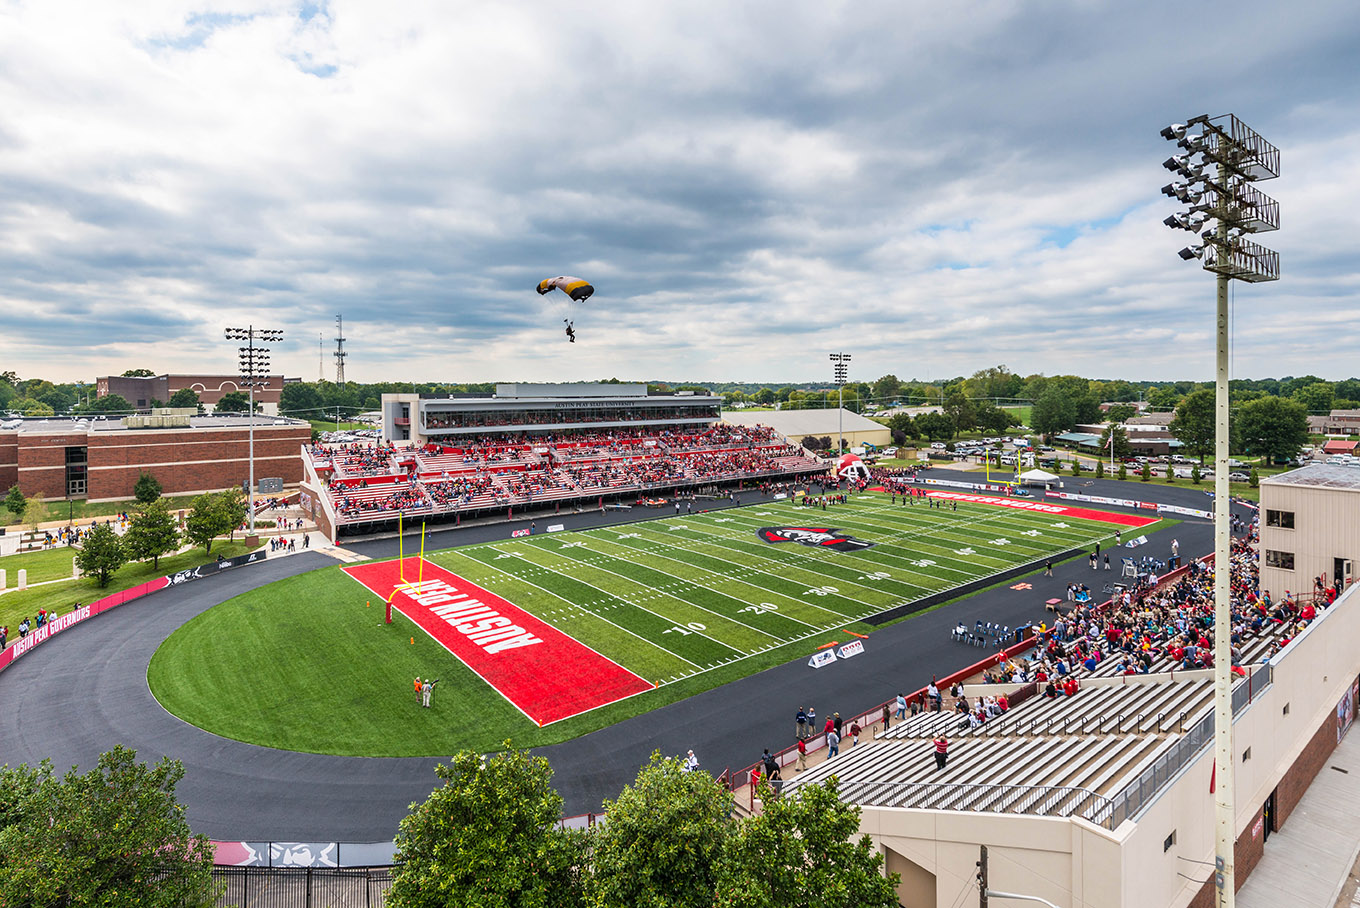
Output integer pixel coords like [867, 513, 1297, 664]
[564, 319, 576, 343]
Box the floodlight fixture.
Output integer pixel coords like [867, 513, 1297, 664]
[1160, 123, 1187, 141]
[1177, 245, 1203, 260]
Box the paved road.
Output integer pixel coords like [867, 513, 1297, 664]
[0, 481, 1252, 841]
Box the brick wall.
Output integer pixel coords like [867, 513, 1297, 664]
[9, 425, 312, 502]
[0, 432, 17, 491]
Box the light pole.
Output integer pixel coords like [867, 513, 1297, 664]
[829, 353, 851, 455]
[1160, 113, 1280, 908]
[225, 326, 284, 535]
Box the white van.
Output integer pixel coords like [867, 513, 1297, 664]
[1000, 454, 1017, 466]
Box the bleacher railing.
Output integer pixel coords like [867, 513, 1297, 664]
[1105, 664, 1273, 828]
[833, 780, 1117, 828]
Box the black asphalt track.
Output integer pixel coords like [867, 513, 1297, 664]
[0, 478, 1252, 841]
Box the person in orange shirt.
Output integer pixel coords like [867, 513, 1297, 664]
[414, 677, 422, 703]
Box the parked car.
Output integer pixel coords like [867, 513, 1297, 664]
[930, 442, 947, 449]
[1229, 472, 1250, 482]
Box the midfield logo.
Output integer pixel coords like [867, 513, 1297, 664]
[756, 527, 874, 553]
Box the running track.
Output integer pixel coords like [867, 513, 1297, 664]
[0, 482, 1251, 840]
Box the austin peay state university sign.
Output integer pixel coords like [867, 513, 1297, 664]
[755, 526, 874, 553]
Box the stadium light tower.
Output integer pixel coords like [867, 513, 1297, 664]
[225, 325, 285, 535]
[829, 353, 851, 456]
[1160, 113, 1279, 908]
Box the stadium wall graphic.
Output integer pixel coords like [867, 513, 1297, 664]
[920, 491, 1161, 528]
[342, 558, 654, 725]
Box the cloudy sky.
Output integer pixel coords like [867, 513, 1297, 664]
[2, 1, 1357, 387]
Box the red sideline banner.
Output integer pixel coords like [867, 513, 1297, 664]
[922, 491, 1160, 528]
[342, 558, 654, 726]
[0, 576, 170, 675]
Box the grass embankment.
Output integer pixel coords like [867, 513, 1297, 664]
[2, 494, 203, 528]
[307, 420, 371, 434]
[0, 542, 257, 634]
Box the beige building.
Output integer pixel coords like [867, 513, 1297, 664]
[1259, 463, 1360, 596]
[721, 407, 891, 449]
[786, 582, 1360, 908]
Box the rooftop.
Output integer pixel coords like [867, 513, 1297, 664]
[1261, 462, 1360, 491]
[0, 414, 310, 434]
[721, 407, 886, 437]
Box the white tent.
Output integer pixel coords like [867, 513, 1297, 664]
[1018, 469, 1061, 485]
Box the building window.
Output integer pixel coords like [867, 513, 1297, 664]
[1265, 509, 1295, 529]
[1243, 747, 1252, 763]
[1265, 550, 1295, 570]
[1283, 703, 1290, 716]
[1164, 831, 1176, 852]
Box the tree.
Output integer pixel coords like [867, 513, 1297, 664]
[13, 397, 55, 416]
[1291, 381, 1335, 414]
[713, 778, 899, 908]
[75, 523, 127, 587]
[1146, 386, 1181, 410]
[134, 471, 163, 504]
[942, 391, 976, 436]
[3, 486, 25, 523]
[1141, 461, 1151, 482]
[1031, 387, 1077, 438]
[1249, 467, 1260, 488]
[1118, 462, 1128, 481]
[0, 746, 217, 908]
[1097, 424, 1132, 460]
[1170, 389, 1215, 463]
[184, 491, 244, 555]
[589, 752, 731, 908]
[388, 747, 586, 908]
[213, 391, 252, 413]
[753, 387, 776, 406]
[871, 374, 902, 404]
[83, 393, 134, 414]
[1104, 403, 1137, 423]
[974, 402, 1015, 436]
[885, 412, 916, 441]
[1070, 458, 1082, 475]
[125, 501, 181, 570]
[121, 368, 156, 377]
[26, 493, 46, 535]
[1095, 459, 1105, 478]
[1191, 464, 1202, 485]
[167, 388, 205, 413]
[914, 412, 954, 441]
[1237, 396, 1309, 464]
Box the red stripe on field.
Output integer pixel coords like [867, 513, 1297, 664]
[922, 491, 1160, 527]
[342, 558, 653, 725]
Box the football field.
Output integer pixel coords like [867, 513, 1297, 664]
[150, 491, 1159, 755]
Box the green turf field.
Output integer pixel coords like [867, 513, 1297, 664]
[148, 494, 1147, 756]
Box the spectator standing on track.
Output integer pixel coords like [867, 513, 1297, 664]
[895, 693, 907, 720]
[796, 737, 807, 772]
[796, 706, 807, 740]
[849, 720, 861, 747]
[1044, 559, 1053, 577]
[826, 728, 840, 758]
[806, 705, 815, 731]
[933, 735, 949, 770]
[823, 714, 835, 737]
[1104, 554, 1111, 570]
[832, 712, 843, 737]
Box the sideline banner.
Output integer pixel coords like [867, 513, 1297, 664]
[838, 640, 865, 659]
[808, 649, 837, 669]
[922, 491, 1160, 528]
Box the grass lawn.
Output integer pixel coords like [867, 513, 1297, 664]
[149, 494, 1150, 756]
[2, 494, 204, 528]
[0, 542, 257, 635]
[0, 547, 82, 584]
[307, 419, 370, 434]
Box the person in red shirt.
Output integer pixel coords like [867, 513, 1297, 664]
[797, 737, 808, 772]
[1300, 603, 1316, 621]
[1063, 678, 1079, 697]
[933, 735, 949, 770]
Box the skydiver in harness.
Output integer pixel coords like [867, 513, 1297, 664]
[564, 319, 576, 343]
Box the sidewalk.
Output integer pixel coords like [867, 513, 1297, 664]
[1237, 728, 1360, 908]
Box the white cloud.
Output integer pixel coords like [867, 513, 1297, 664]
[0, 0, 1358, 387]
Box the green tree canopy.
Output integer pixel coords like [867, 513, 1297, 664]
[213, 391, 252, 413]
[13, 398, 55, 416]
[167, 387, 205, 412]
[589, 752, 732, 908]
[125, 501, 181, 570]
[134, 471, 163, 504]
[1237, 396, 1309, 464]
[713, 779, 900, 908]
[871, 374, 902, 403]
[753, 387, 776, 405]
[1031, 387, 1077, 438]
[85, 393, 133, 414]
[914, 412, 954, 441]
[1097, 424, 1132, 460]
[388, 747, 586, 908]
[184, 491, 245, 554]
[942, 391, 976, 436]
[75, 523, 127, 587]
[1169, 388, 1215, 463]
[121, 368, 156, 377]
[1103, 403, 1138, 423]
[974, 402, 1015, 435]
[3, 486, 26, 523]
[0, 746, 217, 908]
[1291, 381, 1335, 413]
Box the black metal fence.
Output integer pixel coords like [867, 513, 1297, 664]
[210, 866, 394, 908]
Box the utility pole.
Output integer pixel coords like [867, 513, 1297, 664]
[977, 845, 988, 908]
[334, 314, 348, 387]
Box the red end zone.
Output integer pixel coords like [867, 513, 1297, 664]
[922, 491, 1160, 527]
[343, 558, 653, 726]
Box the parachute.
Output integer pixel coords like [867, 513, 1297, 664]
[535, 276, 594, 302]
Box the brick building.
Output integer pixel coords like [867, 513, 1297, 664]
[96, 374, 298, 415]
[0, 415, 311, 502]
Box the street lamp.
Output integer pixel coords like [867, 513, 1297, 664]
[829, 353, 851, 456]
[224, 326, 284, 535]
[1160, 113, 1279, 908]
